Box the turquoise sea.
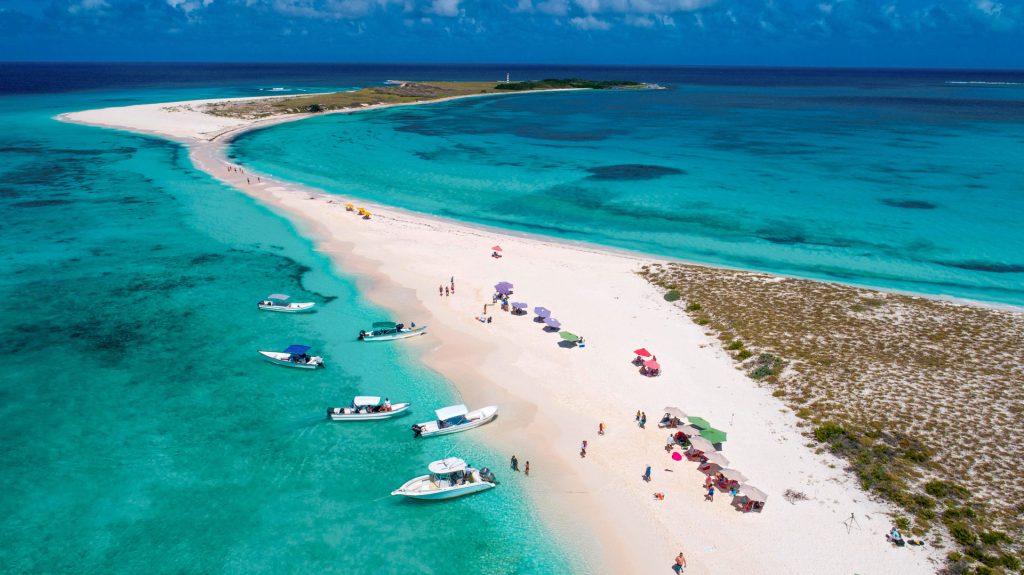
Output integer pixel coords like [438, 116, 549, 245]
[0, 66, 578, 574]
[2, 63, 1023, 574]
[232, 68, 1024, 307]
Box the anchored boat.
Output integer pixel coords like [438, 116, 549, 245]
[327, 396, 411, 421]
[257, 344, 324, 369]
[358, 321, 427, 341]
[391, 457, 496, 500]
[411, 404, 498, 438]
[257, 294, 315, 313]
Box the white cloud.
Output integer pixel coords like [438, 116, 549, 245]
[537, 0, 570, 15]
[974, 0, 1003, 17]
[569, 14, 610, 29]
[624, 13, 653, 27]
[166, 0, 215, 13]
[510, 0, 533, 12]
[431, 0, 461, 17]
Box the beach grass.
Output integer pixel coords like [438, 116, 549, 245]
[639, 262, 1024, 571]
[201, 80, 634, 120]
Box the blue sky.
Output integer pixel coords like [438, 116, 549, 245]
[1, 0, 1021, 68]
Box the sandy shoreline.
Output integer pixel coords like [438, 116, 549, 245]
[62, 92, 941, 574]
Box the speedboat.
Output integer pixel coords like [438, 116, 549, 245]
[257, 344, 324, 369]
[411, 404, 498, 438]
[358, 321, 427, 341]
[257, 294, 315, 313]
[327, 396, 411, 421]
[390, 457, 496, 500]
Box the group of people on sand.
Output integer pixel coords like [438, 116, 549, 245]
[439, 276, 455, 297]
[509, 454, 530, 476]
[635, 410, 648, 428]
[225, 164, 260, 185]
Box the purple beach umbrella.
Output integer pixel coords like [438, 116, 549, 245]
[544, 317, 561, 329]
[495, 281, 514, 295]
[534, 307, 551, 318]
[511, 302, 528, 309]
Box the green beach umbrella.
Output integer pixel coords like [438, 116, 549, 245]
[700, 427, 728, 444]
[559, 331, 580, 342]
[687, 416, 711, 429]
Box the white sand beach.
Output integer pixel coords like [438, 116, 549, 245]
[63, 95, 941, 574]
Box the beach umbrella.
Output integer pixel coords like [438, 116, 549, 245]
[703, 452, 730, 467]
[671, 452, 683, 461]
[534, 307, 551, 318]
[559, 331, 580, 342]
[739, 484, 768, 502]
[663, 407, 686, 420]
[544, 317, 561, 329]
[491, 245, 503, 252]
[634, 348, 652, 357]
[700, 427, 728, 444]
[688, 436, 716, 453]
[511, 302, 528, 309]
[680, 425, 703, 437]
[720, 468, 747, 483]
[687, 416, 712, 429]
[644, 360, 661, 370]
[494, 281, 514, 294]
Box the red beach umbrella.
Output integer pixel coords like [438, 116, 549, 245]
[634, 348, 652, 357]
[644, 360, 661, 370]
[671, 452, 683, 461]
[491, 245, 503, 251]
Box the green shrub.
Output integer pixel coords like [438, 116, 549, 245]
[695, 316, 710, 326]
[685, 302, 702, 312]
[736, 349, 753, 360]
[815, 423, 847, 443]
[307, 103, 323, 113]
[727, 340, 744, 350]
[926, 480, 969, 500]
[979, 531, 1011, 546]
[895, 516, 911, 530]
[947, 522, 976, 546]
[771, 389, 785, 397]
[1000, 554, 1021, 570]
[664, 290, 681, 302]
[750, 365, 772, 379]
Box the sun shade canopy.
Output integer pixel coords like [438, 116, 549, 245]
[688, 436, 716, 453]
[700, 427, 728, 444]
[283, 344, 311, 355]
[267, 294, 289, 300]
[428, 458, 467, 474]
[544, 317, 561, 329]
[687, 416, 711, 429]
[740, 484, 768, 502]
[435, 404, 469, 421]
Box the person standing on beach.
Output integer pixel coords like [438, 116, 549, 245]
[705, 484, 715, 502]
[444, 286, 450, 296]
[643, 465, 652, 482]
[439, 285, 443, 296]
[524, 461, 530, 476]
[635, 410, 641, 422]
[673, 552, 687, 574]
[640, 412, 647, 429]
[598, 422, 605, 436]
[580, 440, 587, 458]
[511, 455, 519, 471]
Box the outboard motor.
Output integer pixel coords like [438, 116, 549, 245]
[395, 323, 405, 331]
[480, 467, 495, 483]
[358, 330, 366, 341]
[411, 424, 423, 437]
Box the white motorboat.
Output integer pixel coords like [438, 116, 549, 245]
[257, 344, 324, 369]
[327, 396, 411, 421]
[257, 294, 315, 313]
[358, 321, 427, 341]
[411, 404, 498, 438]
[390, 457, 496, 500]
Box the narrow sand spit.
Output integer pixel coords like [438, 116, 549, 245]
[62, 94, 940, 574]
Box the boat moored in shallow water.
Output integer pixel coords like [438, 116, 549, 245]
[390, 457, 496, 500]
[257, 294, 315, 313]
[358, 321, 427, 341]
[257, 344, 324, 369]
[327, 396, 411, 420]
[412, 404, 498, 437]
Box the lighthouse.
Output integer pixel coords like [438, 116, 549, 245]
[505, 72, 510, 83]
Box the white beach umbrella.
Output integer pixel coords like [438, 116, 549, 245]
[720, 468, 748, 483]
[740, 484, 768, 502]
[680, 425, 703, 436]
[703, 452, 730, 467]
[688, 436, 716, 453]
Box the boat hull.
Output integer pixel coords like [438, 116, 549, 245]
[257, 350, 324, 369]
[413, 406, 498, 438]
[258, 302, 316, 313]
[359, 326, 427, 341]
[328, 403, 411, 421]
[390, 476, 495, 500]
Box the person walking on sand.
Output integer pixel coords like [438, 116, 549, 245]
[439, 285, 443, 297]
[524, 461, 530, 476]
[580, 440, 587, 458]
[598, 422, 605, 436]
[635, 410, 641, 422]
[640, 412, 647, 429]
[643, 465, 652, 482]
[673, 552, 687, 574]
[444, 286, 450, 296]
[705, 484, 715, 502]
[511, 455, 519, 472]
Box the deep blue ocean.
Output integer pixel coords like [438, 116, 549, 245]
[1, 63, 1022, 574]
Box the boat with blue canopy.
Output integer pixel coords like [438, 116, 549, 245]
[411, 404, 498, 438]
[257, 293, 316, 313]
[358, 321, 427, 341]
[257, 344, 324, 369]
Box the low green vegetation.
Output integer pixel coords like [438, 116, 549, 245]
[494, 78, 643, 91]
[637, 261, 1024, 571]
[663, 289, 681, 302]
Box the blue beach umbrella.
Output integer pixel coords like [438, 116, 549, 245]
[544, 317, 561, 329]
[534, 307, 551, 318]
[495, 281, 514, 295]
[511, 302, 528, 309]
